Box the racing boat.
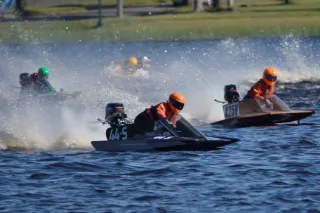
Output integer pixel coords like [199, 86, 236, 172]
[18, 89, 82, 105]
[91, 103, 239, 152]
[211, 85, 316, 128]
[105, 56, 151, 79]
[17, 73, 82, 104]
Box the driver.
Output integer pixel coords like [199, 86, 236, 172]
[127, 56, 138, 74]
[134, 92, 186, 132]
[244, 67, 278, 107]
[34, 67, 57, 94]
[114, 57, 138, 75]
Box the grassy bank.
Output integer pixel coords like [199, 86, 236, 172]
[1, 0, 320, 44]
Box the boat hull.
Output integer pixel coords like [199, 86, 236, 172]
[212, 110, 316, 127]
[91, 137, 239, 152]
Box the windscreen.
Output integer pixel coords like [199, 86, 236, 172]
[256, 95, 291, 112]
[159, 115, 206, 139]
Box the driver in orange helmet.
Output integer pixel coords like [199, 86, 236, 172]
[114, 57, 138, 75]
[134, 92, 185, 132]
[245, 67, 278, 107]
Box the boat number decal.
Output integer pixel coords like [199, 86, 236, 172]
[109, 126, 128, 140]
[223, 103, 240, 119]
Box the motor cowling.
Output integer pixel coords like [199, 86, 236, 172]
[105, 103, 128, 126]
[224, 84, 240, 104]
[19, 73, 31, 87]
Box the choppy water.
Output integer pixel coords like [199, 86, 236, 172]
[0, 37, 320, 212]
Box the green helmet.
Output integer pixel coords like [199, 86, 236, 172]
[38, 67, 49, 78]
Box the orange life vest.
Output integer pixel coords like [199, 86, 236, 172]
[143, 102, 177, 124]
[247, 79, 275, 99]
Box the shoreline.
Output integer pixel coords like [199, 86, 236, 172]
[1, 34, 320, 46]
[1, 0, 320, 44]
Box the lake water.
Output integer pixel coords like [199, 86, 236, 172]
[0, 37, 319, 212]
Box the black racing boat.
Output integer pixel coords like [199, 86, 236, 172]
[18, 73, 82, 104]
[91, 103, 239, 152]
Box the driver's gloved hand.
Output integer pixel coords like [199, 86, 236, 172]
[163, 119, 173, 126]
[164, 119, 176, 128]
[171, 121, 177, 128]
[155, 119, 173, 130]
[265, 99, 273, 109]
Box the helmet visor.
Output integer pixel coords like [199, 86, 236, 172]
[265, 73, 277, 82]
[169, 97, 184, 110]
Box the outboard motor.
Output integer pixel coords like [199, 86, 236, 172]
[19, 73, 31, 87]
[224, 84, 240, 104]
[105, 103, 129, 127]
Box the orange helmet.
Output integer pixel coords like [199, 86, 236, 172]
[128, 57, 138, 67]
[263, 67, 278, 87]
[168, 92, 185, 114]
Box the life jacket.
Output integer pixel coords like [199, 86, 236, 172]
[30, 73, 38, 85]
[142, 102, 177, 124]
[143, 103, 162, 121]
[247, 79, 274, 99]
